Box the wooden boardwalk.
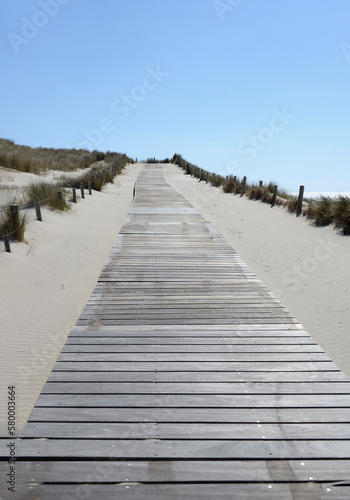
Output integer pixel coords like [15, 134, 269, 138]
[4, 164, 350, 498]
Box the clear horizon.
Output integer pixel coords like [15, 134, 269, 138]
[2, 0, 350, 192]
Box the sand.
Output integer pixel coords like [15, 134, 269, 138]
[163, 164, 350, 376]
[0, 165, 99, 207]
[1, 161, 349, 434]
[0, 163, 143, 433]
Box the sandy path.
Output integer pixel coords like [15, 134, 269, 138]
[0, 163, 143, 433]
[163, 164, 350, 376]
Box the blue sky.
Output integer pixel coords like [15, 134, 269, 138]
[1, 0, 350, 191]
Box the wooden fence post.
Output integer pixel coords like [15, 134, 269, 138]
[3, 231, 10, 253]
[259, 180, 263, 187]
[72, 188, 77, 204]
[241, 176, 247, 196]
[233, 175, 236, 185]
[296, 185, 304, 217]
[206, 172, 209, 184]
[80, 183, 85, 199]
[88, 181, 92, 195]
[11, 205, 19, 239]
[11, 204, 19, 226]
[58, 191, 63, 204]
[271, 185, 278, 207]
[34, 197, 42, 221]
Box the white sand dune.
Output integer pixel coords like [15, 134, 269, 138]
[1, 161, 349, 434]
[163, 164, 350, 376]
[0, 164, 105, 207]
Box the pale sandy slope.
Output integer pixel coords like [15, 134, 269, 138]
[0, 163, 143, 433]
[0, 165, 97, 206]
[163, 164, 350, 377]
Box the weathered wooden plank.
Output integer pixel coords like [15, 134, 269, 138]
[11, 459, 350, 485]
[23, 422, 350, 439]
[6, 483, 347, 500]
[41, 382, 350, 395]
[46, 370, 349, 383]
[52, 361, 338, 371]
[13, 438, 350, 459]
[65, 336, 318, 345]
[77, 318, 300, 325]
[56, 352, 331, 362]
[61, 344, 324, 353]
[34, 393, 350, 408]
[69, 326, 311, 335]
[27, 407, 350, 423]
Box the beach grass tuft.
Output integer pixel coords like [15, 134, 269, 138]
[333, 196, 350, 235]
[303, 196, 334, 226]
[26, 182, 70, 212]
[0, 202, 27, 242]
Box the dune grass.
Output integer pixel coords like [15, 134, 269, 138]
[26, 182, 70, 212]
[60, 155, 130, 192]
[303, 196, 334, 226]
[0, 141, 133, 243]
[0, 138, 132, 176]
[223, 176, 236, 193]
[303, 195, 350, 234]
[0, 203, 27, 242]
[333, 196, 350, 235]
[0, 138, 94, 174]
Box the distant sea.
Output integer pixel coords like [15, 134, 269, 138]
[291, 191, 350, 199]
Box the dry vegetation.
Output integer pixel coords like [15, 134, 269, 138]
[0, 138, 131, 174]
[0, 138, 94, 173]
[171, 153, 350, 235]
[0, 139, 133, 242]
